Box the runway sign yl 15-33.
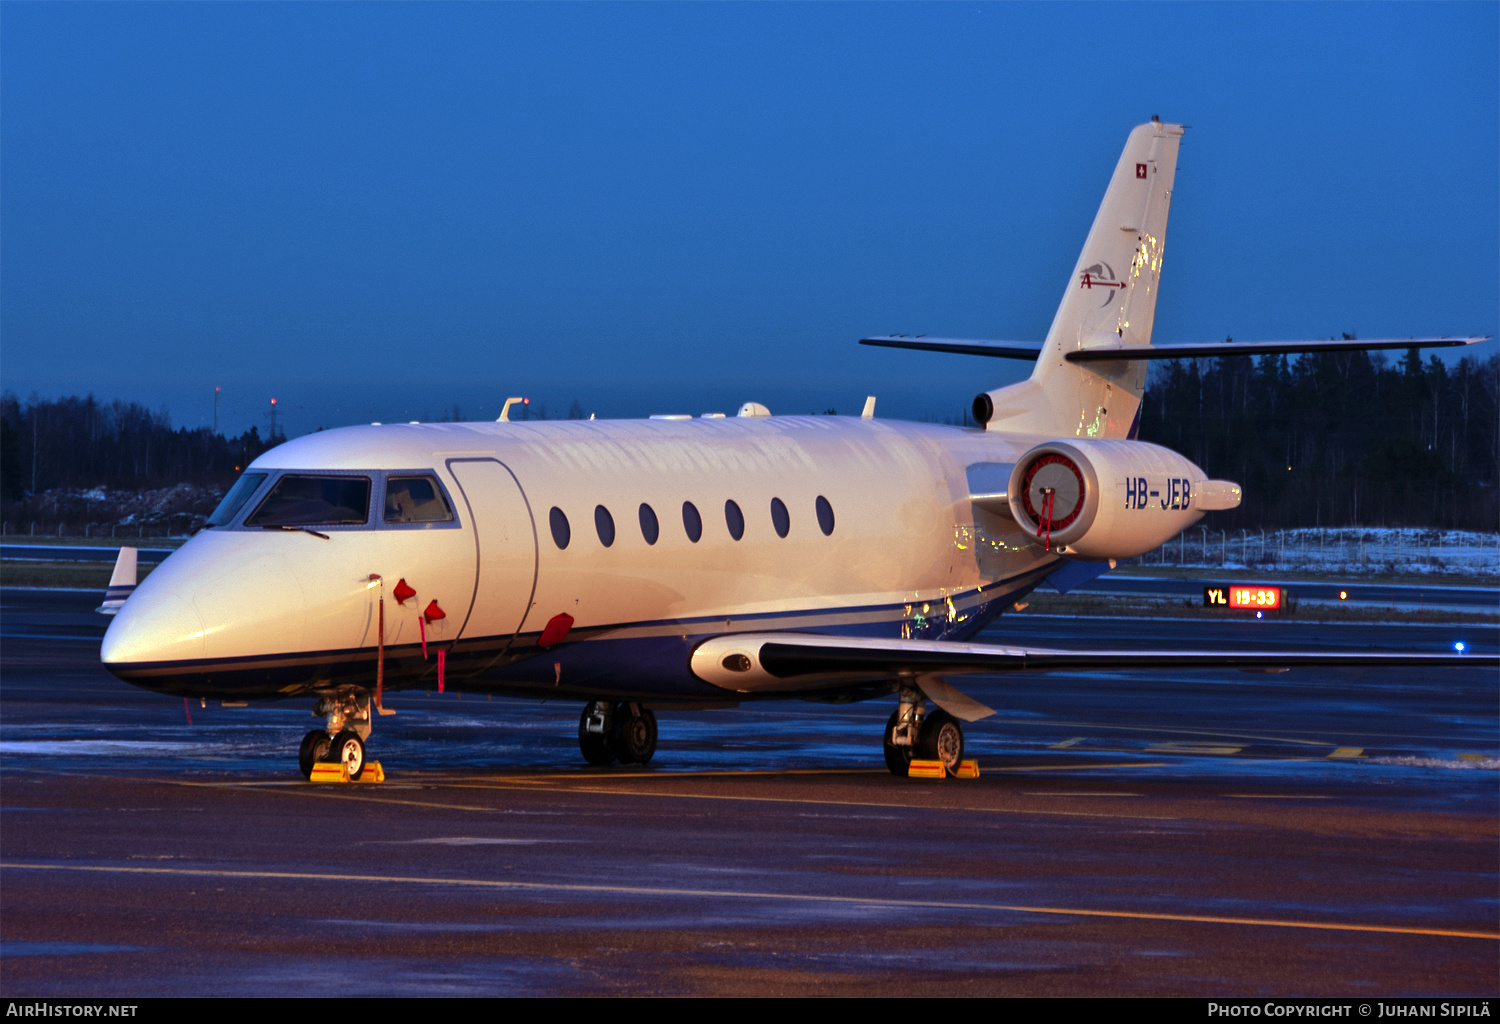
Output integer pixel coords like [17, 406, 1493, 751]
[1204, 585, 1282, 610]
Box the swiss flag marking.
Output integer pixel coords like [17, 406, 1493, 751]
[1135, 163, 1148, 179]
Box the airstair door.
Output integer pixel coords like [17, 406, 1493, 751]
[445, 458, 538, 654]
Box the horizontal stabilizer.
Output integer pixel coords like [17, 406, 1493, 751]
[1066, 336, 1489, 362]
[862, 335, 1487, 363]
[860, 337, 1045, 360]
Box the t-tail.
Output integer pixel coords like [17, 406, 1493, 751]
[979, 119, 1183, 439]
[859, 119, 1485, 437]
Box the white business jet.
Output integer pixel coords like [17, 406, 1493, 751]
[100, 120, 1491, 779]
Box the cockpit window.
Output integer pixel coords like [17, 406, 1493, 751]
[384, 475, 454, 524]
[205, 472, 268, 527]
[245, 475, 371, 527]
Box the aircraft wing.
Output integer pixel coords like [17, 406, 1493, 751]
[689, 632, 1494, 721]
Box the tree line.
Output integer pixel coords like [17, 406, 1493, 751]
[1138, 346, 1498, 531]
[2, 347, 1496, 531]
[0, 392, 276, 508]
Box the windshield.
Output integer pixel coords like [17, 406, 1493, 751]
[205, 472, 268, 527]
[385, 475, 454, 524]
[244, 475, 371, 527]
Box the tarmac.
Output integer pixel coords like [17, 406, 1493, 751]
[2, 588, 1495, 996]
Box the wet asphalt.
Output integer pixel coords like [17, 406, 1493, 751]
[1, 588, 1496, 996]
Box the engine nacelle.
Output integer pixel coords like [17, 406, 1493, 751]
[1006, 439, 1240, 560]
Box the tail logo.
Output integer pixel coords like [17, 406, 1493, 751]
[1079, 261, 1127, 306]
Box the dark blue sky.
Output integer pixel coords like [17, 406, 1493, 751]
[3, 2, 1495, 436]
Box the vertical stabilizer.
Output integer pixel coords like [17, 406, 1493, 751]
[983, 120, 1184, 438]
[96, 547, 138, 615]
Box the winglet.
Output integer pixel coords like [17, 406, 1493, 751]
[95, 547, 138, 615]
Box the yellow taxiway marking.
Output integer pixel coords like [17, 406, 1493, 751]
[1224, 794, 1333, 800]
[401, 767, 891, 783]
[985, 762, 1170, 772]
[1022, 792, 1141, 798]
[1328, 748, 1364, 759]
[426, 780, 1181, 820]
[3, 861, 1493, 942]
[83, 771, 1179, 821]
[18, 768, 1178, 820]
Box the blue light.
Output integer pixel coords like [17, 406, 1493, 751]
[1256, 611, 1263, 619]
[1454, 641, 1466, 653]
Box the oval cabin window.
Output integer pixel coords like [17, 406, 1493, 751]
[724, 499, 745, 541]
[682, 501, 703, 543]
[549, 507, 571, 550]
[595, 505, 616, 547]
[638, 503, 659, 545]
[770, 497, 790, 538]
[815, 495, 835, 536]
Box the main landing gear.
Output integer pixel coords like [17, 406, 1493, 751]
[299, 690, 372, 780]
[882, 682, 964, 777]
[578, 700, 657, 766]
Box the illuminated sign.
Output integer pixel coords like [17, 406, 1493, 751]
[1204, 585, 1282, 610]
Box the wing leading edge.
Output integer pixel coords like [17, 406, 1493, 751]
[689, 632, 1494, 721]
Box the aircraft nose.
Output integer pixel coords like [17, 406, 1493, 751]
[101, 591, 207, 666]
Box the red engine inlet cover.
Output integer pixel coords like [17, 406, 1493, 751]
[1020, 453, 1087, 531]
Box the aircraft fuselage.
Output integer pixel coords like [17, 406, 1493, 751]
[102, 414, 1066, 704]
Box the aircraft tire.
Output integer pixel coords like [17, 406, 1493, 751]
[578, 710, 616, 766]
[298, 729, 331, 780]
[882, 710, 912, 776]
[612, 704, 657, 765]
[917, 710, 964, 775]
[329, 729, 365, 780]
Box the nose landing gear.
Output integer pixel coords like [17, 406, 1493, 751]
[299, 690, 373, 780]
[577, 700, 657, 766]
[297, 729, 332, 779]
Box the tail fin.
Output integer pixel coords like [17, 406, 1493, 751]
[95, 547, 137, 615]
[982, 119, 1184, 437]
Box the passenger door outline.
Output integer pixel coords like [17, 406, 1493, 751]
[445, 457, 539, 661]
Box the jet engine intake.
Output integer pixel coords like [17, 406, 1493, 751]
[1007, 439, 1238, 559]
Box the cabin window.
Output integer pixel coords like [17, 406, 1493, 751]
[595, 505, 616, 547]
[206, 472, 268, 527]
[638, 503, 659, 545]
[682, 501, 703, 543]
[724, 499, 744, 540]
[815, 495, 835, 536]
[549, 507, 571, 549]
[384, 475, 454, 524]
[245, 475, 370, 527]
[770, 497, 790, 538]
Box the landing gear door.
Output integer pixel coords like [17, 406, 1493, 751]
[445, 458, 539, 653]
